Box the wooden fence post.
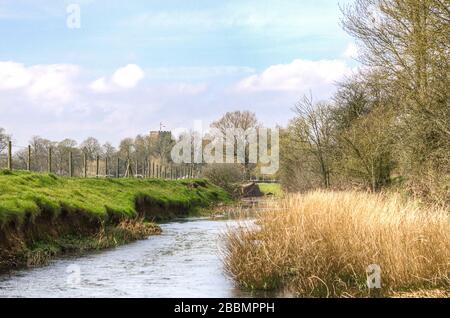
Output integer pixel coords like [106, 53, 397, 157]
[69, 151, 73, 177]
[96, 155, 99, 178]
[135, 160, 138, 177]
[116, 157, 120, 178]
[27, 145, 31, 171]
[105, 157, 108, 178]
[152, 162, 155, 178]
[147, 159, 151, 178]
[143, 159, 146, 178]
[143, 160, 146, 178]
[7, 141, 12, 170]
[48, 147, 52, 173]
[83, 153, 87, 178]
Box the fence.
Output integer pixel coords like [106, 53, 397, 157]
[0, 141, 201, 180]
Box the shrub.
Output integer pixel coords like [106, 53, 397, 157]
[203, 164, 244, 195]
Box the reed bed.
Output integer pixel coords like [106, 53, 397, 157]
[223, 191, 450, 297]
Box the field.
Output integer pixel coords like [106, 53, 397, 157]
[224, 191, 450, 297]
[258, 183, 283, 198]
[0, 170, 229, 226]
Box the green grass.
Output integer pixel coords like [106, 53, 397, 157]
[258, 183, 283, 198]
[0, 170, 230, 226]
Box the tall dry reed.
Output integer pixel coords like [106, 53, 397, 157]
[223, 191, 450, 297]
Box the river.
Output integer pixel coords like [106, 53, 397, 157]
[0, 218, 258, 298]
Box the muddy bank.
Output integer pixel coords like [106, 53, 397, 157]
[0, 209, 159, 273]
[0, 197, 223, 273]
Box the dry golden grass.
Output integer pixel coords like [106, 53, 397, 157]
[223, 191, 450, 297]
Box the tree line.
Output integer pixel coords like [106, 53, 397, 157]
[0, 111, 261, 179]
[280, 0, 449, 204]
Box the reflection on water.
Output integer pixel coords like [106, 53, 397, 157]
[0, 218, 265, 298]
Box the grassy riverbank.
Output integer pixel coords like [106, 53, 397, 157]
[0, 170, 230, 271]
[224, 191, 450, 298]
[258, 183, 283, 198]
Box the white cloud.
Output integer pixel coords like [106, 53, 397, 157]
[111, 64, 145, 88]
[343, 43, 359, 59]
[27, 64, 79, 103]
[0, 61, 32, 90]
[236, 59, 352, 93]
[1, 58, 354, 147]
[90, 64, 145, 93]
[89, 77, 111, 93]
[0, 61, 79, 104]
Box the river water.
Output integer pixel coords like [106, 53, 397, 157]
[0, 218, 257, 298]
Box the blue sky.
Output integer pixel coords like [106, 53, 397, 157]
[0, 0, 358, 146]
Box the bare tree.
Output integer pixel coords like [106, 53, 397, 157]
[342, 0, 450, 197]
[102, 142, 116, 158]
[118, 138, 135, 158]
[292, 96, 334, 188]
[148, 133, 174, 164]
[0, 128, 11, 168]
[211, 111, 259, 136]
[80, 137, 102, 160]
[0, 128, 11, 153]
[29, 136, 54, 172]
[211, 111, 260, 178]
[55, 139, 78, 175]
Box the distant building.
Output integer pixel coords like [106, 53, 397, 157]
[149, 131, 173, 164]
[149, 131, 172, 142]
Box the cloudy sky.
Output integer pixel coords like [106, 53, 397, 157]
[0, 0, 358, 146]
